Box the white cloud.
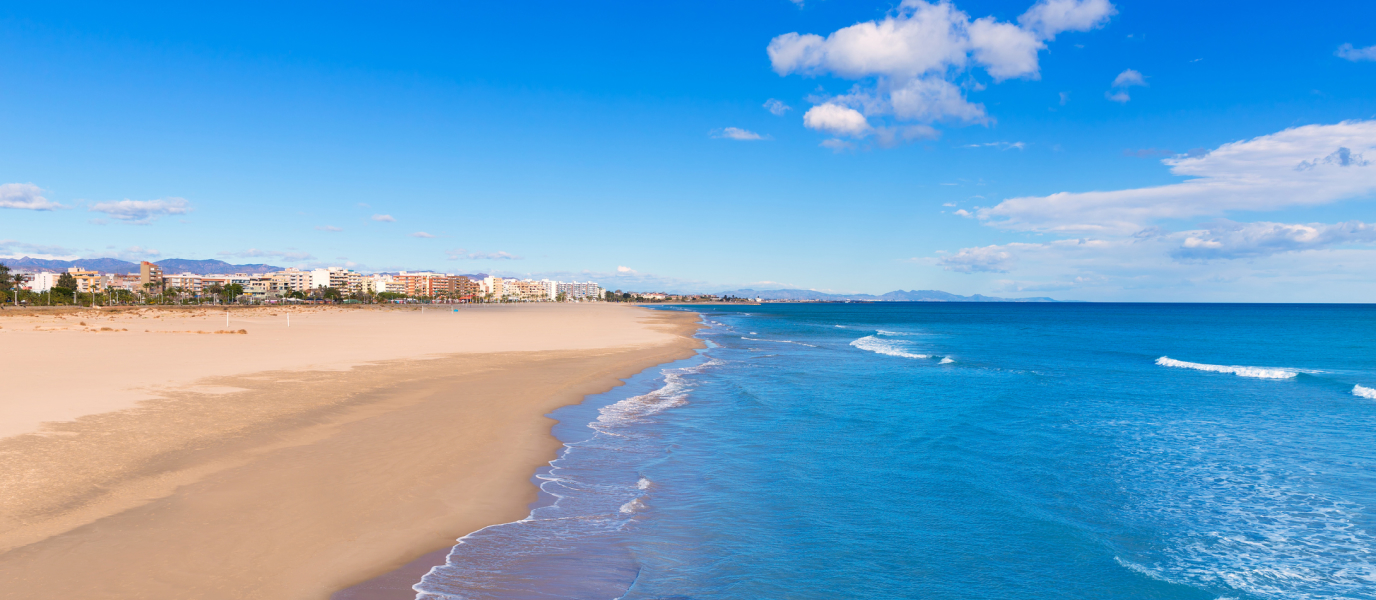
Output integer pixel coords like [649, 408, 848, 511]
[1111, 68, 1146, 87]
[0, 183, 63, 211]
[978, 120, 1376, 234]
[88, 197, 190, 224]
[875, 124, 940, 147]
[954, 209, 974, 217]
[712, 127, 768, 141]
[446, 248, 520, 260]
[966, 141, 1026, 150]
[1171, 220, 1376, 260]
[769, 0, 1114, 136]
[0, 239, 80, 260]
[1059, 91, 1069, 105]
[617, 265, 637, 273]
[371, 214, 396, 222]
[803, 103, 871, 136]
[409, 231, 437, 238]
[1018, 0, 1116, 40]
[939, 244, 1020, 272]
[315, 225, 343, 232]
[1105, 90, 1130, 103]
[764, 98, 792, 116]
[1336, 43, 1376, 62]
[218, 248, 315, 262]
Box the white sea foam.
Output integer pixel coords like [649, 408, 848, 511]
[1353, 385, 1376, 399]
[850, 336, 930, 359]
[939, 357, 954, 364]
[1155, 356, 1297, 379]
[740, 337, 817, 347]
[876, 329, 917, 336]
[636, 477, 651, 490]
[619, 497, 646, 514]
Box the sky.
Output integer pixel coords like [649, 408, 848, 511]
[1, 0, 1374, 301]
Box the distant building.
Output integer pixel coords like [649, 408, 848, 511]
[163, 273, 203, 293]
[557, 281, 603, 300]
[25, 272, 58, 293]
[139, 261, 163, 292]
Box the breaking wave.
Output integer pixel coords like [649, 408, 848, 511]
[1354, 385, 1376, 399]
[740, 337, 817, 347]
[850, 336, 930, 359]
[1155, 357, 1297, 379]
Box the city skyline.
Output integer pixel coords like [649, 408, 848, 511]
[1, 1, 1374, 300]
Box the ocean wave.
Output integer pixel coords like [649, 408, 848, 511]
[939, 357, 954, 364]
[876, 329, 918, 336]
[850, 336, 930, 359]
[1354, 385, 1376, 399]
[1155, 357, 1297, 379]
[740, 337, 817, 347]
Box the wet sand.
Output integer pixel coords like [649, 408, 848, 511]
[0, 304, 702, 599]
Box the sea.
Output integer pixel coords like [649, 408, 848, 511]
[410, 303, 1376, 600]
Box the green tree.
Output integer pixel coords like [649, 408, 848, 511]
[223, 283, 244, 303]
[321, 287, 342, 301]
[58, 272, 78, 290]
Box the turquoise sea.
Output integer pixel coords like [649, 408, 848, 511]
[414, 303, 1376, 600]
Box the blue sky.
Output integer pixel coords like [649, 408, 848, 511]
[2, 0, 1374, 301]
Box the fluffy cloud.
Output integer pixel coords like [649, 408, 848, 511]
[409, 231, 437, 238]
[0, 183, 63, 211]
[712, 127, 768, 141]
[1018, 0, 1117, 40]
[978, 120, 1376, 234]
[770, 0, 1114, 139]
[371, 214, 396, 222]
[938, 244, 1021, 272]
[936, 230, 1376, 300]
[617, 265, 637, 273]
[315, 225, 343, 232]
[1336, 43, 1376, 62]
[1171, 220, 1376, 260]
[1112, 68, 1146, 87]
[929, 120, 1376, 300]
[764, 99, 792, 116]
[446, 248, 520, 260]
[803, 103, 872, 136]
[88, 197, 190, 224]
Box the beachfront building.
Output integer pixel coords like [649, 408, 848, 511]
[25, 272, 58, 293]
[271, 268, 313, 293]
[480, 276, 503, 299]
[163, 273, 204, 293]
[501, 278, 556, 302]
[139, 261, 163, 292]
[327, 267, 363, 294]
[67, 268, 106, 293]
[556, 281, 604, 300]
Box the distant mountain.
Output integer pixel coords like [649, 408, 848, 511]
[3, 257, 140, 273]
[153, 259, 282, 275]
[0, 256, 283, 275]
[717, 288, 1067, 302]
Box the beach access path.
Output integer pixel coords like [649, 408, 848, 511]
[0, 303, 702, 599]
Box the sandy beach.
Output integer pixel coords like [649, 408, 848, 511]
[0, 303, 702, 599]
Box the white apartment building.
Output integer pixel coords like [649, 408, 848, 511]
[481, 276, 504, 298]
[556, 281, 604, 300]
[271, 268, 313, 292]
[24, 272, 57, 293]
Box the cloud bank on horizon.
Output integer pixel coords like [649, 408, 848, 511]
[936, 120, 1376, 295]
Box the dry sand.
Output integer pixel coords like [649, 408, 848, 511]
[0, 303, 702, 599]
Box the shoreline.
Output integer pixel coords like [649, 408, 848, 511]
[0, 304, 703, 599]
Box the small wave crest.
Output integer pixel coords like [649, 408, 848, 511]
[850, 336, 930, 359]
[1156, 357, 1297, 379]
[1354, 385, 1376, 399]
[939, 357, 954, 364]
[740, 337, 817, 347]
